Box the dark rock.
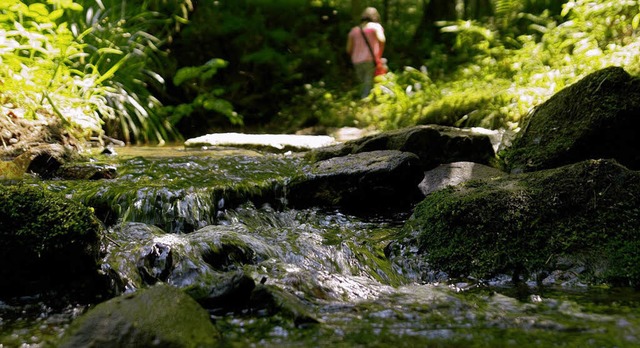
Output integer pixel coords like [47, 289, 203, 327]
[105, 223, 272, 312]
[137, 242, 174, 285]
[250, 284, 320, 327]
[392, 159, 640, 287]
[59, 284, 220, 348]
[419, 161, 506, 196]
[306, 125, 498, 170]
[0, 185, 109, 300]
[503, 66, 640, 172]
[288, 150, 424, 213]
[189, 270, 256, 314]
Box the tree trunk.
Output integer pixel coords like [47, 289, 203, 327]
[464, 0, 493, 19]
[351, 0, 362, 22]
[412, 0, 458, 46]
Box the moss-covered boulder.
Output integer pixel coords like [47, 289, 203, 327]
[0, 184, 107, 299]
[288, 150, 424, 213]
[306, 125, 498, 170]
[392, 159, 640, 287]
[503, 67, 640, 173]
[59, 283, 220, 347]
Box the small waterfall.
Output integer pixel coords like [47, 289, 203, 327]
[47, 150, 304, 233]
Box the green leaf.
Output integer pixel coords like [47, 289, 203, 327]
[95, 53, 130, 85]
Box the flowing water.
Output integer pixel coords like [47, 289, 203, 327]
[1, 147, 639, 347]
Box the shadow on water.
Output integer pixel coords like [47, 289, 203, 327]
[1, 146, 639, 347]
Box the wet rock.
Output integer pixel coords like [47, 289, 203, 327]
[0, 185, 109, 300]
[250, 284, 320, 327]
[189, 270, 256, 314]
[137, 242, 174, 285]
[188, 226, 277, 271]
[56, 163, 117, 180]
[419, 161, 506, 196]
[306, 125, 498, 170]
[393, 159, 640, 287]
[105, 223, 274, 306]
[503, 66, 640, 173]
[288, 150, 424, 213]
[59, 283, 220, 348]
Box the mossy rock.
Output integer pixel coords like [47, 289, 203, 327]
[400, 159, 640, 287]
[503, 66, 640, 172]
[59, 283, 220, 347]
[249, 284, 319, 327]
[0, 184, 106, 299]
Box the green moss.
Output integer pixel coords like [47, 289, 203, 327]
[47, 152, 307, 232]
[502, 67, 640, 172]
[0, 184, 103, 297]
[404, 159, 640, 286]
[60, 284, 220, 347]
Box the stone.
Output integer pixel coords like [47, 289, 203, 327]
[306, 125, 498, 170]
[419, 161, 506, 196]
[288, 150, 424, 213]
[503, 66, 640, 172]
[59, 284, 220, 348]
[250, 284, 319, 327]
[56, 163, 118, 180]
[15, 143, 70, 178]
[391, 159, 640, 287]
[0, 185, 108, 300]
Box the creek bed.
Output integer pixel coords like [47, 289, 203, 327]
[1, 146, 638, 347]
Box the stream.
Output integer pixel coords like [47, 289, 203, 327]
[1, 146, 639, 347]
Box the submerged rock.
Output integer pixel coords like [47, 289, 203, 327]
[250, 284, 320, 327]
[392, 159, 640, 287]
[288, 150, 424, 213]
[59, 283, 220, 347]
[306, 125, 498, 170]
[0, 184, 109, 300]
[105, 223, 274, 312]
[503, 66, 640, 173]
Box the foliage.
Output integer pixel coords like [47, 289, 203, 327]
[164, 58, 242, 128]
[167, 0, 351, 133]
[278, 0, 640, 134]
[3, 0, 639, 143]
[0, 0, 104, 138]
[59, 0, 195, 144]
[0, 0, 235, 145]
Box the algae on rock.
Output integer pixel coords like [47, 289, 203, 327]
[502, 67, 640, 173]
[0, 184, 107, 299]
[396, 159, 640, 287]
[60, 283, 220, 347]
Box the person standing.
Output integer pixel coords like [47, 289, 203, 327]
[346, 7, 386, 99]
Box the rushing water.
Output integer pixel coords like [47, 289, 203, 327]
[1, 146, 639, 347]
